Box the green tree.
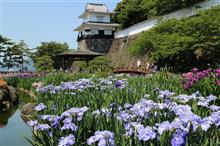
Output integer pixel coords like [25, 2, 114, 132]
[114, 0, 144, 29]
[1, 43, 20, 71]
[34, 55, 54, 72]
[113, 0, 205, 29]
[33, 41, 69, 70]
[0, 35, 14, 68]
[128, 5, 220, 72]
[0, 36, 32, 71]
[13, 40, 32, 71]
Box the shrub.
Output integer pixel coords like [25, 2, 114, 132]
[128, 6, 220, 72]
[77, 56, 113, 73]
[88, 56, 113, 72]
[34, 55, 54, 72]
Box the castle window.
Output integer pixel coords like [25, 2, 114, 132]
[82, 31, 85, 35]
[99, 30, 104, 35]
[96, 16, 104, 22]
[104, 29, 112, 35]
[91, 29, 99, 35]
[84, 30, 90, 35]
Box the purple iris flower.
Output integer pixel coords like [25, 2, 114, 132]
[158, 90, 175, 98]
[155, 121, 172, 135]
[171, 129, 187, 146]
[217, 80, 220, 86]
[61, 106, 89, 120]
[124, 103, 132, 109]
[92, 109, 101, 115]
[206, 111, 220, 127]
[209, 105, 220, 111]
[27, 120, 38, 127]
[117, 111, 134, 123]
[197, 101, 209, 107]
[124, 123, 133, 136]
[34, 103, 47, 111]
[215, 68, 220, 77]
[40, 115, 57, 122]
[101, 108, 112, 117]
[58, 134, 75, 146]
[206, 94, 217, 101]
[191, 67, 198, 73]
[61, 123, 78, 131]
[200, 118, 212, 131]
[172, 105, 192, 116]
[63, 117, 72, 124]
[137, 125, 156, 141]
[35, 124, 50, 131]
[115, 80, 127, 89]
[52, 116, 61, 128]
[87, 130, 115, 146]
[154, 87, 160, 92]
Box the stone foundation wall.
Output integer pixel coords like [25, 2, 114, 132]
[108, 35, 144, 67]
[78, 34, 147, 67]
[78, 39, 113, 54]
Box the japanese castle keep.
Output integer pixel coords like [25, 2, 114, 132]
[74, 3, 119, 54]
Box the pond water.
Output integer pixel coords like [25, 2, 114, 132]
[0, 94, 32, 146]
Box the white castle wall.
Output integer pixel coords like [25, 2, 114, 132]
[83, 13, 110, 23]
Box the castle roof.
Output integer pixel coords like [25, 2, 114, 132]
[79, 3, 116, 18]
[86, 3, 108, 13]
[58, 49, 104, 57]
[74, 22, 119, 31]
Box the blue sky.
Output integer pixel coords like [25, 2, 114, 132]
[0, 0, 121, 49]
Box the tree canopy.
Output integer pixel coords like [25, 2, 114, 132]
[34, 55, 54, 72]
[113, 0, 204, 29]
[128, 5, 220, 72]
[0, 35, 31, 71]
[32, 41, 69, 70]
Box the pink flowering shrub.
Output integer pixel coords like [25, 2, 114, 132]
[182, 68, 220, 95]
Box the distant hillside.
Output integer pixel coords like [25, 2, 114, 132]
[113, 0, 205, 29]
[127, 5, 220, 72]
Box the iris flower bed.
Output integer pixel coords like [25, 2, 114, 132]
[25, 74, 220, 146]
[3, 72, 47, 90]
[182, 68, 220, 95]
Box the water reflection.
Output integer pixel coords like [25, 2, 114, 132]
[0, 92, 33, 146]
[0, 106, 17, 128]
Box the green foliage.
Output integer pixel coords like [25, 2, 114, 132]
[32, 41, 69, 69]
[17, 78, 38, 91]
[0, 35, 15, 69]
[114, 0, 144, 28]
[4, 76, 37, 91]
[87, 56, 113, 73]
[0, 35, 31, 71]
[41, 72, 110, 85]
[3, 76, 19, 87]
[76, 56, 113, 73]
[128, 6, 220, 72]
[113, 0, 204, 29]
[2, 44, 20, 70]
[13, 40, 32, 71]
[34, 55, 54, 72]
